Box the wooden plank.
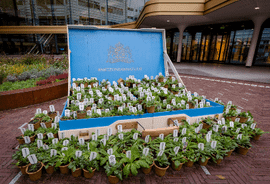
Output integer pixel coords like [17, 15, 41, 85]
[142, 126, 178, 137]
[167, 116, 186, 126]
[115, 121, 138, 130]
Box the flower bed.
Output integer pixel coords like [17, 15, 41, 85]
[12, 102, 269, 183]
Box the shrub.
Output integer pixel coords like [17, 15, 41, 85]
[17, 71, 31, 81]
[6, 74, 17, 82]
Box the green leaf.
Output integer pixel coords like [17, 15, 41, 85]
[174, 160, 180, 168]
[131, 163, 138, 176]
[123, 164, 131, 178]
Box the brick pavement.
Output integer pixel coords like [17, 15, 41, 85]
[0, 74, 269, 184]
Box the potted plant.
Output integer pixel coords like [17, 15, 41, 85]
[82, 155, 100, 179]
[251, 128, 269, 141]
[236, 136, 252, 155]
[201, 117, 214, 130]
[16, 135, 25, 145]
[197, 147, 211, 166]
[238, 112, 249, 123]
[68, 155, 85, 178]
[168, 148, 187, 171]
[41, 115, 53, 128]
[219, 136, 238, 157]
[158, 75, 164, 83]
[29, 115, 43, 130]
[12, 150, 30, 175]
[140, 152, 154, 174]
[77, 110, 86, 119]
[223, 110, 237, 121]
[42, 153, 59, 174]
[55, 147, 75, 174]
[153, 151, 170, 177]
[145, 99, 157, 113]
[104, 161, 123, 184]
[48, 110, 57, 120]
[23, 129, 36, 143]
[26, 162, 44, 181]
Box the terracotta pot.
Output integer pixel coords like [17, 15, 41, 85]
[17, 164, 30, 175]
[45, 164, 55, 174]
[154, 162, 169, 177]
[59, 164, 69, 174]
[141, 161, 154, 174]
[26, 135, 36, 143]
[253, 134, 261, 141]
[126, 82, 131, 87]
[48, 112, 57, 120]
[225, 149, 234, 157]
[237, 145, 250, 155]
[171, 161, 184, 171]
[202, 122, 211, 130]
[83, 168, 96, 179]
[43, 118, 52, 128]
[33, 121, 41, 130]
[185, 160, 194, 167]
[75, 83, 79, 87]
[53, 133, 58, 138]
[225, 116, 236, 122]
[158, 78, 164, 83]
[187, 102, 194, 109]
[198, 157, 210, 166]
[108, 175, 119, 184]
[84, 82, 88, 88]
[71, 168, 82, 178]
[216, 158, 222, 165]
[172, 91, 179, 95]
[239, 117, 248, 123]
[164, 84, 169, 89]
[26, 162, 43, 181]
[16, 136, 25, 144]
[146, 106, 155, 113]
[77, 112, 86, 119]
[86, 106, 91, 111]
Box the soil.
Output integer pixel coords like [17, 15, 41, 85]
[28, 163, 42, 173]
[29, 119, 39, 124]
[155, 161, 167, 168]
[48, 111, 57, 115]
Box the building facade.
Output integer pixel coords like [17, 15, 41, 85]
[0, 0, 270, 67]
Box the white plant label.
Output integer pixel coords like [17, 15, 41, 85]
[174, 146, 180, 155]
[52, 123, 57, 129]
[52, 138, 58, 145]
[59, 132, 65, 139]
[159, 142, 166, 150]
[230, 121, 234, 128]
[50, 149, 57, 157]
[220, 118, 225, 125]
[225, 109, 229, 114]
[198, 143, 204, 151]
[27, 124, 34, 131]
[95, 129, 100, 136]
[208, 130, 212, 136]
[235, 118, 240, 122]
[117, 125, 122, 133]
[96, 109, 101, 116]
[40, 123, 46, 128]
[143, 148, 149, 156]
[157, 150, 164, 157]
[36, 108, 41, 114]
[107, 148, 113, 155]
[118, 133, 123, 140]
[182, 137, 186, 143]
[79, 138, 85, 145]
[173, 120, 179, 127]
[251, 123, 256, 129]
[22, 148, 30, 158]
[77, 93, 81, 100]
[199, 102, 204, 108]
[159, 133, 164, 140]
[27, 154, 38, 164]
[213, 125, 219, 132]
[79, 104, 84, 111]
[138, 104, 142, 111]
[206, 102, 210, 106]
[37, 133, 43, 139]
[174, 138, 179, 142]
[107, 128, 112, 137]
[47, 133, 54, 138]
[49, 105, 55, 112]
[236, 128, 241, 133]
[222, 126, 227, 133]
[92, 134, 97, 141]
[241, 124, 247, 129]
[195, 127, 200, 133]
[237, 134, 243, 140]
[181, 128, 187, 135]
[24, 136, 30, 144]
[43, 145, 49, 150]
[211, 141, 217, 149]
[206, 134, 211, 142]
[199, 124, 203, 130]
[187, 119, 191, 125]
[133, 133, 138, 140]
[173, 129, 178, 137]
[19, 127, 26, 135]
[63, 140, 69, 146]
[109, 155, 116, 165]
[145, 135, 150, 143]
[37, 140, 43, 148]
[228, 101, 232, 105]
[166, 104, 171, 109]
[62, 147, 68, 151]
[65, 110, 70, 117]
[75, 150, 82, 158]
[126, 150, 131, 159]
[197, 118, 201, 124]
[218, 120, 222, 125]
[101, 138, 106, 146]
[90, 152, 97, 161]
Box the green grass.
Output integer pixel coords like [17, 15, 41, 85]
[0, 78, 43, 92]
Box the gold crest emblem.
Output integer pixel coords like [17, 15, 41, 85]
[107, 42, 134, 64]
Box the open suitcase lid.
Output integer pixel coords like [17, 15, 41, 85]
[67, 26, 167, 84]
